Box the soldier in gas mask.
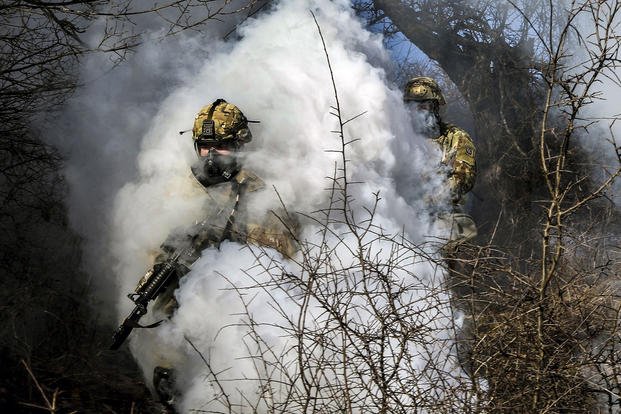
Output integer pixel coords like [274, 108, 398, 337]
[125, 99, 298, 412]
[404, 77, 478, 244]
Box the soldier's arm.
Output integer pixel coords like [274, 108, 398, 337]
[447, 128, 476, 202]
[246, 208, 300, 258]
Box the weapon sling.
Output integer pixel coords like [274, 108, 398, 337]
[219, 179, 245, 244]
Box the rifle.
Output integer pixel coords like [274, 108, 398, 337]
[110, 251, 182, 350]
[109, 183, 241, 350]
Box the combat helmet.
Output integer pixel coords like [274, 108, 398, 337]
[403, 77, 446, 105]
[192, 99, 252, 155]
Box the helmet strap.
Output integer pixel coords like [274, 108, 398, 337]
[206, 98, 226, 120]
[433, 104, 441, 123]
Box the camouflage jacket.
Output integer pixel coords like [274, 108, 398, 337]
[157, 168, 298, 270]
[193, 168, 298, 258]
[433, 123, 477, 203]
[139, 168, 298, 315]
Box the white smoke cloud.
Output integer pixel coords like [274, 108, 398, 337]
[580, 89, 621, 207]
[48, 32, 215, 307]
[52, 0, 468, 411]
[574, 59, 621, 207]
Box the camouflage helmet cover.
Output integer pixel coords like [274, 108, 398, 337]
[403, 76, 446, 105]
[192, 99, 252, 146]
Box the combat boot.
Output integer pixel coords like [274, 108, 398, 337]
[153, 366, 177, 413]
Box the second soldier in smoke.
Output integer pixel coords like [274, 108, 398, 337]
[403, 76, 478, 244]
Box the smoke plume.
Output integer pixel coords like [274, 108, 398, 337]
[52, 0, 465, 411]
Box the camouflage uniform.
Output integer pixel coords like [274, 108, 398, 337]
[141, 99, 297, 411]
[139, 100, 297, 305]
[433, 123, 477, 205]
[149, 167, 298, 314]
[404, 77, 477, 242]
[190, 168, 298, 258]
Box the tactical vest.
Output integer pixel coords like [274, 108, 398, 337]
[150, 169, 299, 315]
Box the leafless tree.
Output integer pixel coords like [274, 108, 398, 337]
[5, 1, 621, 412]
[351, 0, 621, 411]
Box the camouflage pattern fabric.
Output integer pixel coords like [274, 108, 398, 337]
[189, 168, 298, 258]
[148, 168, 298, 315]
[192, 101, 250, 142]
[404, 76, 446, 104]
[433, 123, 477, 203]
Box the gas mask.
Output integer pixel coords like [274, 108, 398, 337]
[204, 150, 238, 179]
[192, 145, 241, 186]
